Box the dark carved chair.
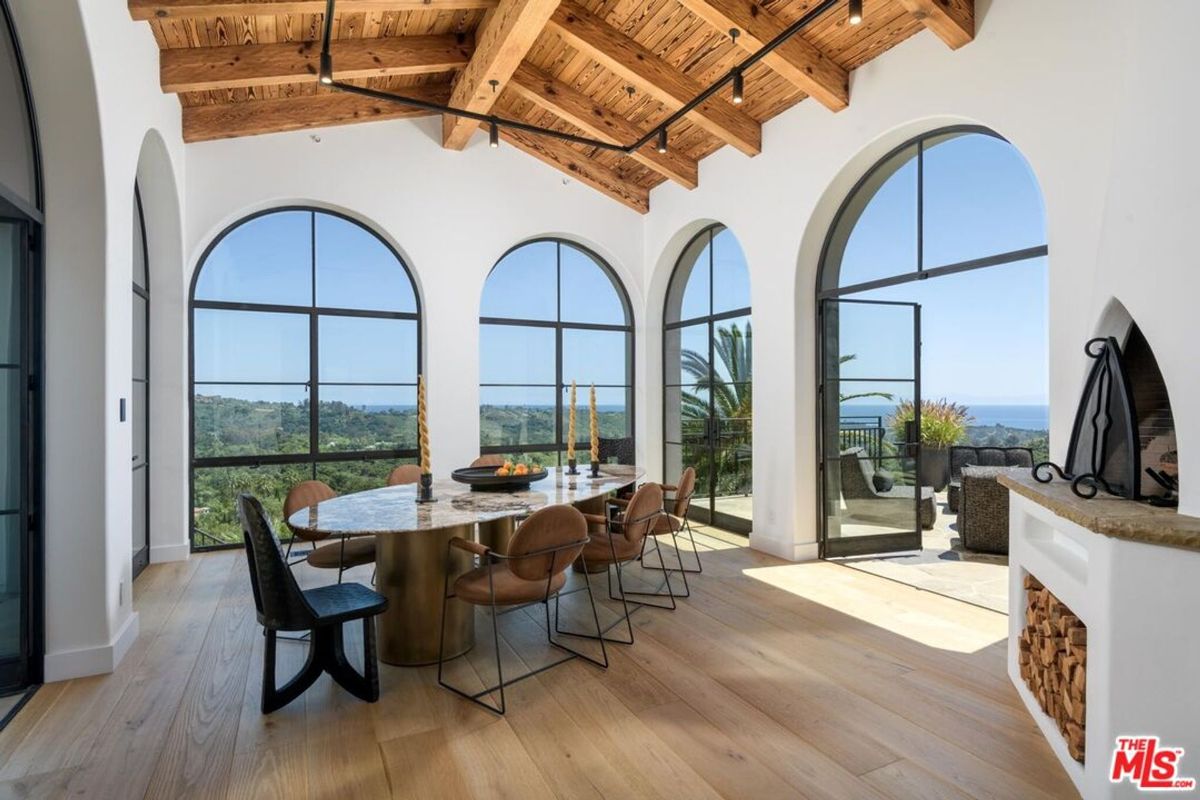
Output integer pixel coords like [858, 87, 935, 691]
[437, 504, 606, 715]
[237, 493, 388, 714]
[948, 446, 1034, 512]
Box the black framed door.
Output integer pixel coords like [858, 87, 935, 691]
[0, 211, 41, 691]
[131, 186, 149, 578]
[820, 298, 922, 557]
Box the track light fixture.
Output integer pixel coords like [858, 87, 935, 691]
[317, 0, 838, 155]
[848, 0, 863, 25]
[319, 52, 334, 85]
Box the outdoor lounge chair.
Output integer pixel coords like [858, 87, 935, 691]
[839, 447, 935, 530]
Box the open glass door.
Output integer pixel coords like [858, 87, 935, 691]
[820, 298, 922, 557]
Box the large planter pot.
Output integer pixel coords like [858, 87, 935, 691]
[920, 447, 951, 492]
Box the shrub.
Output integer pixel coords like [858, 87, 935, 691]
[888, 399, 973, 449]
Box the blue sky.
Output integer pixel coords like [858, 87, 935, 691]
[836, 132, 1048, 408]
[193, 131, 1048, 411]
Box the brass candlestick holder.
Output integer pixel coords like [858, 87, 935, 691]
[416, 472, 437, 503]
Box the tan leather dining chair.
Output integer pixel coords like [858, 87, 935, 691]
[580, 482, 678, 645]
[386, 464, 423, 486]
[283, 480, 375, 583]
[643, 466, 702, 575]
[437, 504, 606, 715]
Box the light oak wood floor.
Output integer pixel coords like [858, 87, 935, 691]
[0, 527, 1078, 799]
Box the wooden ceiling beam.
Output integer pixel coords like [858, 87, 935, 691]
[546, 1, 760, 156]
[160, 35, 471, 93]
[181, 83, 451, 142]
[508, 63, 698, 189]
[129, 0, 496, 20]
[896, 0, 974, 49]
[500, 129, 649, 213]
[441, 0, 561, 150]
[674, 0, 848, 111]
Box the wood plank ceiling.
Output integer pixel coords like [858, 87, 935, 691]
[130, 0, 974, 212]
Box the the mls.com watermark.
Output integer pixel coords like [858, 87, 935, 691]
[1110, 736, 1196, 791]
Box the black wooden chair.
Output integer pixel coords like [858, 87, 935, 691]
[237, 493, 388, 714]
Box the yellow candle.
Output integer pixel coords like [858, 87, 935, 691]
[589, 384, 599, 463]
[567, 381, 577, 460]
[418, 374, 431, 474]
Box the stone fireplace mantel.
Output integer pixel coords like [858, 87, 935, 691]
[1000, 473, 1200, 798]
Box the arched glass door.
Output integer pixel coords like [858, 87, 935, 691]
[0, 0, 42, 692]
[664, 225, 752, 534]
[131, 186, 149, 577]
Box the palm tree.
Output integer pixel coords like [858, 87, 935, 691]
[838, 354, 894, 403]
[679, 322, 752, 494]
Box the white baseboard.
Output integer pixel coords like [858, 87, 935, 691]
[150, 541, 191, 564]
[44, 611, 140, 683]
[750, 536, 821, 563]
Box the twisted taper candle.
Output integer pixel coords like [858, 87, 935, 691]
[589, 384, 599, 463]
[567, 381, 577, 460]
[418, 374, 431, 474]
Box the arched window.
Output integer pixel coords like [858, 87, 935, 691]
[132, 185, 149, 576]
[190, 209, 421, 548]
[663, 224, 752, 534]
[817, 127, 1048, 558]
[479, 239, 633, 464]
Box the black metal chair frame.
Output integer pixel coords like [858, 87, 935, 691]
[638, 482, 703, 576]
[238, 494, 386, 714]
[562, 506, 682, 647]
[436, 536, 609, 716]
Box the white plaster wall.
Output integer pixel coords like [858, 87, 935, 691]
[184, 118, 646, 478]
[9, 0, 187, 679]
[640, 0, 1160, 558]
[13, 0, 1200, 681]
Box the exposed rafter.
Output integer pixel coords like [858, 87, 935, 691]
[441, 0, 562, 150]
[160, 35, 472, 94]
[508, 63, 699, 189]
[675, 0, 848, 111]
[129, 0, 497, 19]
[183, 84, 451, 142]
[500, 129, 649, 213]
[545, 1, 761, 157]
[897, 0, 974, 49]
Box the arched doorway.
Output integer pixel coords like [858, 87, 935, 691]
[0, 0, 42, 692]
[818, 126, 1047, 561]
[664, 224, 752, 534]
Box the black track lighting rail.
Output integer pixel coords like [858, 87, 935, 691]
[318, 0, 841, 153]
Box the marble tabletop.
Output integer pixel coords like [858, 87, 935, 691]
[287, 465, 644, 536]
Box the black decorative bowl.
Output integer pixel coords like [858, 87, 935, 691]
[450, 466, 549, 491]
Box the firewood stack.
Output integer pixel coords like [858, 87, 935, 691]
[1018, 573, 1087, 763]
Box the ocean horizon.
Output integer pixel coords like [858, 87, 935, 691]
[841, 403, 1049, 430]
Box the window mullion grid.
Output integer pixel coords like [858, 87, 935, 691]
[313, 212, 320, 448]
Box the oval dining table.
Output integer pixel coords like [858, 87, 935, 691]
[287, 464, 644, 666]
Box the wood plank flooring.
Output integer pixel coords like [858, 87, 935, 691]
[0, 527, 1079, 799]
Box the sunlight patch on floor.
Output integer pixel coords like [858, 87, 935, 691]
[741, 560, 1007, 655]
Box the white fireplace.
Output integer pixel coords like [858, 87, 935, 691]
[1003, 474, 1200, 798]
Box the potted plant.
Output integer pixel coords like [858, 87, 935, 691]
[888, 399, 972, 491]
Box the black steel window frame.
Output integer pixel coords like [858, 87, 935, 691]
[188, 207, 423, 551]
[478, 238, 634, 461]
[132, 184, 150, 578]
[814, 124, 1049, 558]
[662, 223, 753, 535]
[0, 0, 44, 695]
